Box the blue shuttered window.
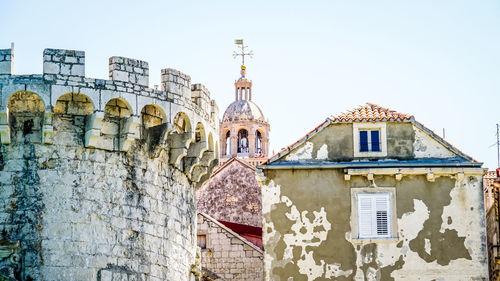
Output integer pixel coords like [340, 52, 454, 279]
[371, 130, 380, 152]
[359, 130, 369, 152]
[359, 129, 381, 152]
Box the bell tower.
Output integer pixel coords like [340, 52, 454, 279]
[219, 40, 270, 166]
[235, 66, 252, 101]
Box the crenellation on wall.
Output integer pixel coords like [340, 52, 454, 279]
[210, 100, 219, 123]
[161, 68, 191, 99]
[191, 83, 211, 115]
[109, 56, 149, 87]
[43, 48, 85, 77]
[0, 48, 13, 76]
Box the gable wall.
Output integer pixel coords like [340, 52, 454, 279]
[197, 214, 263, 281]
[196, 160, 262, 227]
[279, 122, 459, 163]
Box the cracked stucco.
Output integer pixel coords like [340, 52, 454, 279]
[263, 170, 487, 281]
[413, 127, 455, 158]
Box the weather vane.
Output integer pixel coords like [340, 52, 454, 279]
[233, 39, 254, 67]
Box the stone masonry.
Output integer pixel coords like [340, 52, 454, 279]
[0, 47, 219, 281]
[197, 213, 263, 281]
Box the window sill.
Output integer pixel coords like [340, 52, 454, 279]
[354, 151, 387, 158]
[349, 237, 399, 244]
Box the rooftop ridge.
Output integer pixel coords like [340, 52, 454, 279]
[329, 103, 414, 123]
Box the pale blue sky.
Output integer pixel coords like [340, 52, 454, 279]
[2, 0, 499, 169]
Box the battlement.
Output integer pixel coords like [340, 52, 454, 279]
[0, 48, 13, 75]
[43, 48, 85, 76]
[0, 47, 219, 187]
[109, 56, 148, 86]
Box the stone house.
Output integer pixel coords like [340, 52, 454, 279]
[259, 103, 488, 280]
[197, 213, 263, 281]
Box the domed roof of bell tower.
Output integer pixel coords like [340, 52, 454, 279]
[222, 99, 265, 123]
[222, 65, 267, 123]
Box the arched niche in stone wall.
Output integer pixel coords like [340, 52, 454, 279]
[207, 132, 214, 153]
[141, 104, 166, 129]
[194, 122, 206, 144]
[140, 104, 167, 149]
[183, 122, 209, 175]
[215, 140, 219, 160]
[7, 91, 45, 144]
[172, 112, 192, 135]
[101, 98, 132, 151]
[169, 112, 194, 166]
[53, 92, 94, 146]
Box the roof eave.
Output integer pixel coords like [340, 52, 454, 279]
[259, 160, 483, 170]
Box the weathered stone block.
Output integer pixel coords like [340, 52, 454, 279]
[43, 62, 59, 74]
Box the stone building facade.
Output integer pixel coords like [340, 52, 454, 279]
[259, 103, 488, 280]
[0, 47, 219, 280]
[197, 213, 263, 281]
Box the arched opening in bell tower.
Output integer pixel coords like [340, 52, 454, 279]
[237, 129, 248, 153]
[256, 130, 262, 155]
[225, 131, 231, 155]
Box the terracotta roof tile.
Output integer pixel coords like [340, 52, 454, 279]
[330, 103, 413, 123]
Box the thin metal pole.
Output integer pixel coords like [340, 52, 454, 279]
[497, 123, 499, 168]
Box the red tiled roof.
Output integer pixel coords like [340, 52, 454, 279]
[330, 103, 413, 123]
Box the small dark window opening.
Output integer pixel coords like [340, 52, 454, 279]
[195, 129, 201, 142]
[23, 119, 34, 136]
[197, 234, 206, 249]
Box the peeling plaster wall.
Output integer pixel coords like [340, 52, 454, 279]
[261, 169, 488, 281]
[413, 126, 455, 158]
[283, 124, 353, 162]
[386, 123, 414, 159]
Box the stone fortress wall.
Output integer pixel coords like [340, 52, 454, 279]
[0, 47, 219, 281]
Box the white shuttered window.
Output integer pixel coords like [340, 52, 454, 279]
[357, 193, 391, 239]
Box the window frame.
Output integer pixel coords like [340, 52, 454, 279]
[357, 192, 391, 238]
[350, 187, 397, 241]
[353, 122, 387, 157]
[197, 231, 211, 250]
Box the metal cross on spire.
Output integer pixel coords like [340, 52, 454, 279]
[233, 39, 254, 67]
